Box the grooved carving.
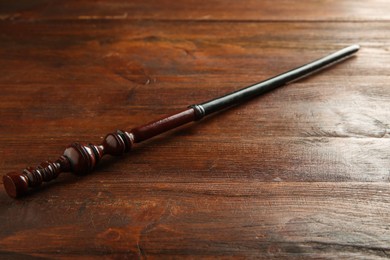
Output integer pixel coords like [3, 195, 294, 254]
[3, 130, 134, 198]
[63, 130, 133, 175]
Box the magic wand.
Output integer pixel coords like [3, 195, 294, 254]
[3, 45, 360, 198]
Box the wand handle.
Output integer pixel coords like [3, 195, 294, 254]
[3, 108, 199, 198]
[3, 131, 134, 198]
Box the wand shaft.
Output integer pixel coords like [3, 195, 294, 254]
[3, 45, 359, 198]
[200, 44, 360, 115]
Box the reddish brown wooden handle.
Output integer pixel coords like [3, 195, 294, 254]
[3, 108, 198, 198]
[3, 131, 134, 198]
[131, 108, 198, 142]
[3, 157, 69, 198]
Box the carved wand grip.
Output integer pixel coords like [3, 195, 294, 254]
[3, 131, 134, 198]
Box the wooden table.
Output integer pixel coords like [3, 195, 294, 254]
[1, 1, 389, 258]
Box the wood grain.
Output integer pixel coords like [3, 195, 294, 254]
[1, 0, 390, 21]
[1, 0, 390, 258]
[1, 183, 389, 258]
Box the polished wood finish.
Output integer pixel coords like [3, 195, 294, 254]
[3, 107, 198, 197]
[1, 0, 390, 258]
[131, 108, 197, 143]
[3, 130, 134, 198]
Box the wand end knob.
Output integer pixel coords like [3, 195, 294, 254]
[3, 173, 29, 198]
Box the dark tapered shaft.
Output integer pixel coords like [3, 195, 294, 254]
[199, 44, 360, 116]
[3, 45, 359, 198]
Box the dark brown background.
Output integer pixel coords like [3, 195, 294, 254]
[1, 0, 389, 258]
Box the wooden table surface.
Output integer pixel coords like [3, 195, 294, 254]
[1, 1, 389, 258]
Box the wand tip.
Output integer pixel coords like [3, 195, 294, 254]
[350, 44, 360, 52]
[339, 44, 360, 58]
